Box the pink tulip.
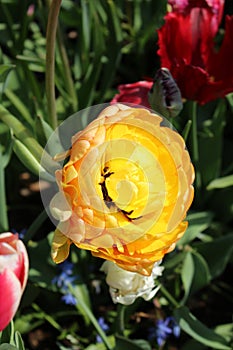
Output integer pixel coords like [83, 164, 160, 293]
[0, 232, 29, 331]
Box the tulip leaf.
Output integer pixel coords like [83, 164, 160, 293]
[207, 174, 233, 190]
[181, 339, 207, 350]
[174, 306, 231, 350]
[115, 335, 151, 350]
[0, 105, 59, 174]
[36, 116, 64, 157]
[4, 89, 33, 127]
[198, 100, 226, 187]
[0, 129, 13, 168]
[181, 251, 195, 302]
[0, 64, 15, 82]
[0, 64, 15, 98]
[34, 115, 54, 147]
[12, 138, 55, 182]
[0, 345, 18, 350]
[194, 233, 233, 279]
[181, 251, 210, 302]
[177, 211, 213, 246]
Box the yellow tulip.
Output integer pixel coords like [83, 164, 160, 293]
[50, 104, 194, 276]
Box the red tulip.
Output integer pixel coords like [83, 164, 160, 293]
[0, 232, 29, 331]
[111, 81, 153, 108]
[157, 0, 233, 104]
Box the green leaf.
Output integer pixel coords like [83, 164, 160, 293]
[0, 148, 9, 231]
[181, 339, 207, 350]
[207, 175, 233, 190]
[84, 336, 115, 350]
[0, 64, 15, 83]
[1, 129, 13, 168]
[34, 115, 53, 147]
[115, 334, 151, 350]
[0, 345, 18, 350]
[72, 284, 92, 325]
[0, 105, 58, 174]
[0, 321, 14, 345]
[174, 306, 231, 350]
[194, 233, 233, 279]
[4, 89, 33, 126]
[189, 251, 211, 294]
[27, 233, 57, 288]
[181, 251, 210, 302]
[34, 116, 64, 155]
[181, 252, 195, 302]
[14, 332, 25, 350]
[12, 138, 55, 182]
[178, 211, 213, 246]
[198, 100, 226, 186]
[215, 324, 233, 343]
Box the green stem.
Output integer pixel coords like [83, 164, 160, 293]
[159, 284, 179, 308]
[57, 26, 78, 112]
[190, 101, 202, 195]
[115, 304, 126, 336]
[23, 208, 48, 243]
[182, 119, 192, 142]
[45, 0, 62, 129]
[69, 284, 113, 350]
[0, 152, 9, 231]
[32, 303, 62, 331]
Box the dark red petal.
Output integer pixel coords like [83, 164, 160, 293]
[111, 81, 153, 108]
[173, 61, 233, 104]
[171, 63, 211, 103]
[208, 16, 233, 82]
[157, 13, 193, 68]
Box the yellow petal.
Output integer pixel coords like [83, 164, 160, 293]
[51, 229, 71, 263]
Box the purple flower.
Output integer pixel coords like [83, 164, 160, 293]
[61, 293, 77, 306]
[149, 316, 180, 346]
[52, 272, 76, 289]
[96, 317, 109, 343]
[52, 261, 78, 306]
[52, 261, 76, 289]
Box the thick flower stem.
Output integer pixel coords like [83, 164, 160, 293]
[0, 153, 9, 231]
[190, 101, 202, 198]
[45, 0, 62, 129]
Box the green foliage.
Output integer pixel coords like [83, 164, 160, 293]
[0, 322, 25, 350]
[174, 307, 231, 350]
[115, 334, 151, 350]
[0, 0, 232, 349]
